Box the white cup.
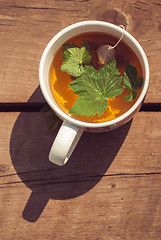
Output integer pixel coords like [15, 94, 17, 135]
[39, 21, 149, 166]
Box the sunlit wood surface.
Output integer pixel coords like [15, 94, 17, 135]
[0, 0, 161, 239]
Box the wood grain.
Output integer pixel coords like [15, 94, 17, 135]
[0, 1, 161, 239]
[0, 112, 161, 239]
[0, 0, 161, 103]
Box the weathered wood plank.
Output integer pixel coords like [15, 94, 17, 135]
[0, 0, 160, 103]
[0, 111, 161, 177]
[0, 174, 160, 240]
[0, 112, 161, 239]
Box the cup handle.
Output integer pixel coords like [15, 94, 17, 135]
[49, 120, 83, 166]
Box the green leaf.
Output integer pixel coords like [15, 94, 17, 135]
[137, 77, 144, 89]
[48, 116, 61, 132]
[99, 58, 124, 98]
[123, 72, 133, 91]
[69, 58, 123, 117]
[41, 104, 61, 132]
[69, 95, 108, 117]
[124, 90, 137, 101]
[61, 43, 91, 77]
[123, 64, 143, 101]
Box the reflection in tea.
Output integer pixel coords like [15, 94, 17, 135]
[49, 32, 143, 123]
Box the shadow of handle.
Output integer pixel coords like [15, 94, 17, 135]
[22, 191, 49, 222]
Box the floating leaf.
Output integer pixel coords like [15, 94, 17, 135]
[69, 58, 123, 117]
[61, 43, 91, 77]
[123, 64, 143, 101]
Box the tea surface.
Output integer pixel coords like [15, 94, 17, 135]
[49, 32, 142, 123]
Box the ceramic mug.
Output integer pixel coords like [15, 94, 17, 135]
[39, 20, 149, 166]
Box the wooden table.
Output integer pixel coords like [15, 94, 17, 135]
[0, 0, 161, 239]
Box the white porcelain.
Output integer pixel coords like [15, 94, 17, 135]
[39, 20, 149, 166]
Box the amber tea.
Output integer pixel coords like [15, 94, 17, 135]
[49, 32, 143, 123]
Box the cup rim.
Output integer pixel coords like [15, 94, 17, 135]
[39, 20, 149, 129]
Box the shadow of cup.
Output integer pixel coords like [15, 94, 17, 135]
[10, 87, 132, 222]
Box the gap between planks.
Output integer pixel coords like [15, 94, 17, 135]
[0, 102, 161, 112]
